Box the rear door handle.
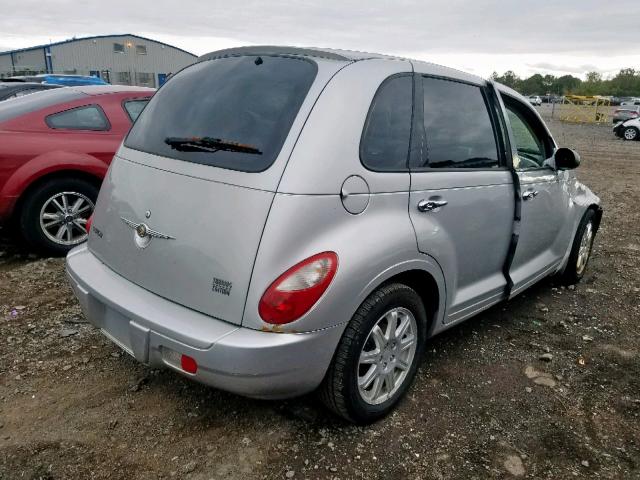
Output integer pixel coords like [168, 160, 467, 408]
[417, 199, 448, 212]
[522, 190, 539, 201]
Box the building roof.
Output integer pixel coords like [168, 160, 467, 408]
[0, 34, 197, 58]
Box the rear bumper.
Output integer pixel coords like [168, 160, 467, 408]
[65, 245, 343, 399]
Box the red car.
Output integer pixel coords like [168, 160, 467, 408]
[0, 85, 153, 254]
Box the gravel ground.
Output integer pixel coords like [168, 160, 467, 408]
[1, 118, 639, 480]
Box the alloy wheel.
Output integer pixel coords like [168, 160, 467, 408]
[576, 221, 593, 275]
[357, 307, 418, 405]
[39, 191, 94, 246]
[624, 128, 637, 140]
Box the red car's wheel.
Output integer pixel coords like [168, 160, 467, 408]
[19, 177, 99, 255]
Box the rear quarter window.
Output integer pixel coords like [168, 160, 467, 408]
[360, 74, 413, 171]
[46, 105, 110, 131]
[123, 99, 149, 122]
[124, 55, 317, 173]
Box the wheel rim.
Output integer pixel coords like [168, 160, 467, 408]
[624, 128, 637, 140]
[39, 191, 95, 246]
[576, 221, 593, 275]
[357, 307, 418, 405]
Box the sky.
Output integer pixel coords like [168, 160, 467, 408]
[1, 0, 638, 79]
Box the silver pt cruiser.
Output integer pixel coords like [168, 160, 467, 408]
[66, 46, 602, 423]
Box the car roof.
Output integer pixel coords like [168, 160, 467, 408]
[0, 82, 51, 88]
[70, 85, 155, 96]
[198, 46, 389, 62]
[198, 45, 487, 86]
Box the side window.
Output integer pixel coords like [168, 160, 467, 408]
[418, 77, 499, 169]
[123, 99, 149, 122]
[502, 97, 550, 170]
[360, 75, 413, 171]
[46, 105, 110, 131]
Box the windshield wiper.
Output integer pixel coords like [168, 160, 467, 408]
[165, 136, 262, 155]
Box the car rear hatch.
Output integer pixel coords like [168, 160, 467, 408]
[87, 53, 349, 326]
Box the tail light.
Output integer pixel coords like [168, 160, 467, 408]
[86, 214, 93, 233]
[259, 252, 338, 324]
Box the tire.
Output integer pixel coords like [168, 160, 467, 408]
[19, 177, 99, 256]
[623, 127, 638, 141]
[320, 283, 427, 424]
[558, 209, 597, 285]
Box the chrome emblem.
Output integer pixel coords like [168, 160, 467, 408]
[136, 224, 148, 237]
[145, 210, 151, 219]
[121, 217, 175, 249]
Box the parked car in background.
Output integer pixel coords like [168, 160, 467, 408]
[613, 117, 640, 140]
[612, 106, 640, 124]
[619, 97, 640, 106]
[528, 95, 542, 106]
[542, 94, 563, 104]
[0, 85, 153, 254]
[0, 82, 62, 101]
[6, 74, 108, 86]
[66, 46, 602, 424]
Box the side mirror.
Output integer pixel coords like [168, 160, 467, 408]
[554, 147, 580, 170]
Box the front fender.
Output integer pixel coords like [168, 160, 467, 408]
[557, 174, 602, 273]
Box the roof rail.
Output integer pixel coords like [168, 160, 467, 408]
[198, 46, 352, 63]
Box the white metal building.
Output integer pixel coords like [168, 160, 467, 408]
[0, 34, 197, 87]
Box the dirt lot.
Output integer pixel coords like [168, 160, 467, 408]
[1, 118, 639, 480]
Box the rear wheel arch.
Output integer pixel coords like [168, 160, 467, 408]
[13, 170, 102, 222]
[375, 269, 440, 335]
[346, 263, 444, 343]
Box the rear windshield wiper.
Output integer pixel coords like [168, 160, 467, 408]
[165, 136, 262, 155]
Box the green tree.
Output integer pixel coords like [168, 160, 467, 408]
[608, 68, 640, 96]
[585, 71, 602, 83]
[493, 70, 520, 90]
[554, 75, 582, 95]
[520, 73, 546, 95]
[578, 71, 604, 95]
[490, 68, 640, 97]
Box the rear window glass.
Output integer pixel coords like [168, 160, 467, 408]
[124, 55, 317, 172]
[0, 88, 87, 124]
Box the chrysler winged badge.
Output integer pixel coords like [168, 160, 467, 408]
[121, 216, 175, 249]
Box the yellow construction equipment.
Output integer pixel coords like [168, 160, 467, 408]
[555, 95, 612, 124]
